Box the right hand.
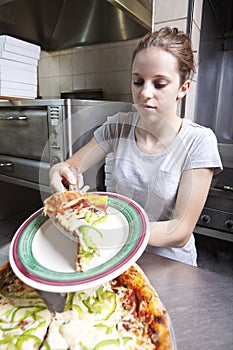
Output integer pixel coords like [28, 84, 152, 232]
[49, 162, 89, 193]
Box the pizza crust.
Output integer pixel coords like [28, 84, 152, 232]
[115, 264, 174, 350]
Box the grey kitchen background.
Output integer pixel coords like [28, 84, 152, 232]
[0, 0, 233, 276]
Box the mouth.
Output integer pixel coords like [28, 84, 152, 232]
[142, 104, 156, 110]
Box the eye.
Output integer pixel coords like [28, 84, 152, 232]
[133, 80, 144, 86]
[154, 83, 167, 89]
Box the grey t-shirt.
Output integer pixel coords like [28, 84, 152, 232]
[94, 112, 222, 265]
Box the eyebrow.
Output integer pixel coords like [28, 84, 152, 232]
[132, 73, 171, 80]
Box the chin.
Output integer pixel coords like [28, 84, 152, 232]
[137, 106, 160, 120]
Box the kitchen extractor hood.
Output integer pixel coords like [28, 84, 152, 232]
[0, 0, 152, 51]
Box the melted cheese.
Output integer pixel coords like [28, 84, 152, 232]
[0, 319, 51, 349]
[0, 293, 51, 324]
[52, 283, 155, 350]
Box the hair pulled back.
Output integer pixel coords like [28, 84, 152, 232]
[132, 27, 195, 85]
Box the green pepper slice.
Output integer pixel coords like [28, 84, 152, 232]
[10, 305, 47, 322]
[64, 292, 75, 310]
[78, 225, 103, 250]
[82, 289, 116, 320]
[64, 292, 83, 317]
[93, 337, 132, 350]
[16, 334, 41, 348]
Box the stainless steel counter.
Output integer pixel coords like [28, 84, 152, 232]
[1, 245, 232, 349]
[137, 252, 233, 350]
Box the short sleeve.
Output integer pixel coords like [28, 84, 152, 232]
[183, 126, 223, 174]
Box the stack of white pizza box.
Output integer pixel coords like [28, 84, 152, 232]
[0, 35, 41, 99]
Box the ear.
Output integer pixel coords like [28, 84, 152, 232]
[178, 80, 191, 99]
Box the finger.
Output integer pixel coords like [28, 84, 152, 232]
[60, 165, 77, 185]
[50, 172, 66, 193]
[49, 163, 70, 193]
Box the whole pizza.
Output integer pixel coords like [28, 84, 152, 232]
[0, 262, 175, 349]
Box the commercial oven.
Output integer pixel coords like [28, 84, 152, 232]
[0, 99, 132, 218]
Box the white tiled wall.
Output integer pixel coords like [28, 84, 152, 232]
[38, 40, 137, 102]
[153, 0, 188, 28]
[38, 0, 203, 117]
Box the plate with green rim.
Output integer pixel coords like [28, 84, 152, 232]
[9, 192, 150, 292]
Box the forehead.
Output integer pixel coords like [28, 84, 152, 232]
[132, 47, 179, 76]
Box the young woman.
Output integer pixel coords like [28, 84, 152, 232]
[49, 27, 222, 266]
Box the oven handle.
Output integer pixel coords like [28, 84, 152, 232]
[0, 116, 28, 121]
[0, 161, 13, 167]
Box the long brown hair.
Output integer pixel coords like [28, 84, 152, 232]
[132, 27, 195, 85]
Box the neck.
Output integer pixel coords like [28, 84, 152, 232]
[138, 113, 182, 142]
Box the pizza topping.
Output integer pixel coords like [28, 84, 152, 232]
[82, 288, 117, 321]
[44, 192, 108, 221]
[55, 281, 160, 349]
[84, 210, 107, 226]
[43, 191, 108, 272]
[92, 337, 133, 350]
[0, 319, 51, 349]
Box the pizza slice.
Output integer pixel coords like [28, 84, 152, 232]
[43, 191, 108, 272]
[0, 262, 52, 350]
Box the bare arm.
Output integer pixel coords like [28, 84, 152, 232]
[149, 168, 213, 248]
[65, 137, 106, 173]
[50, 137, 106, 192]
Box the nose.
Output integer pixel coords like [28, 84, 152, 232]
[140, 82, 154, 99]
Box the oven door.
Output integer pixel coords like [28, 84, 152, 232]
[0, 107, 49, 162]
[0, 155, 50, 189]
